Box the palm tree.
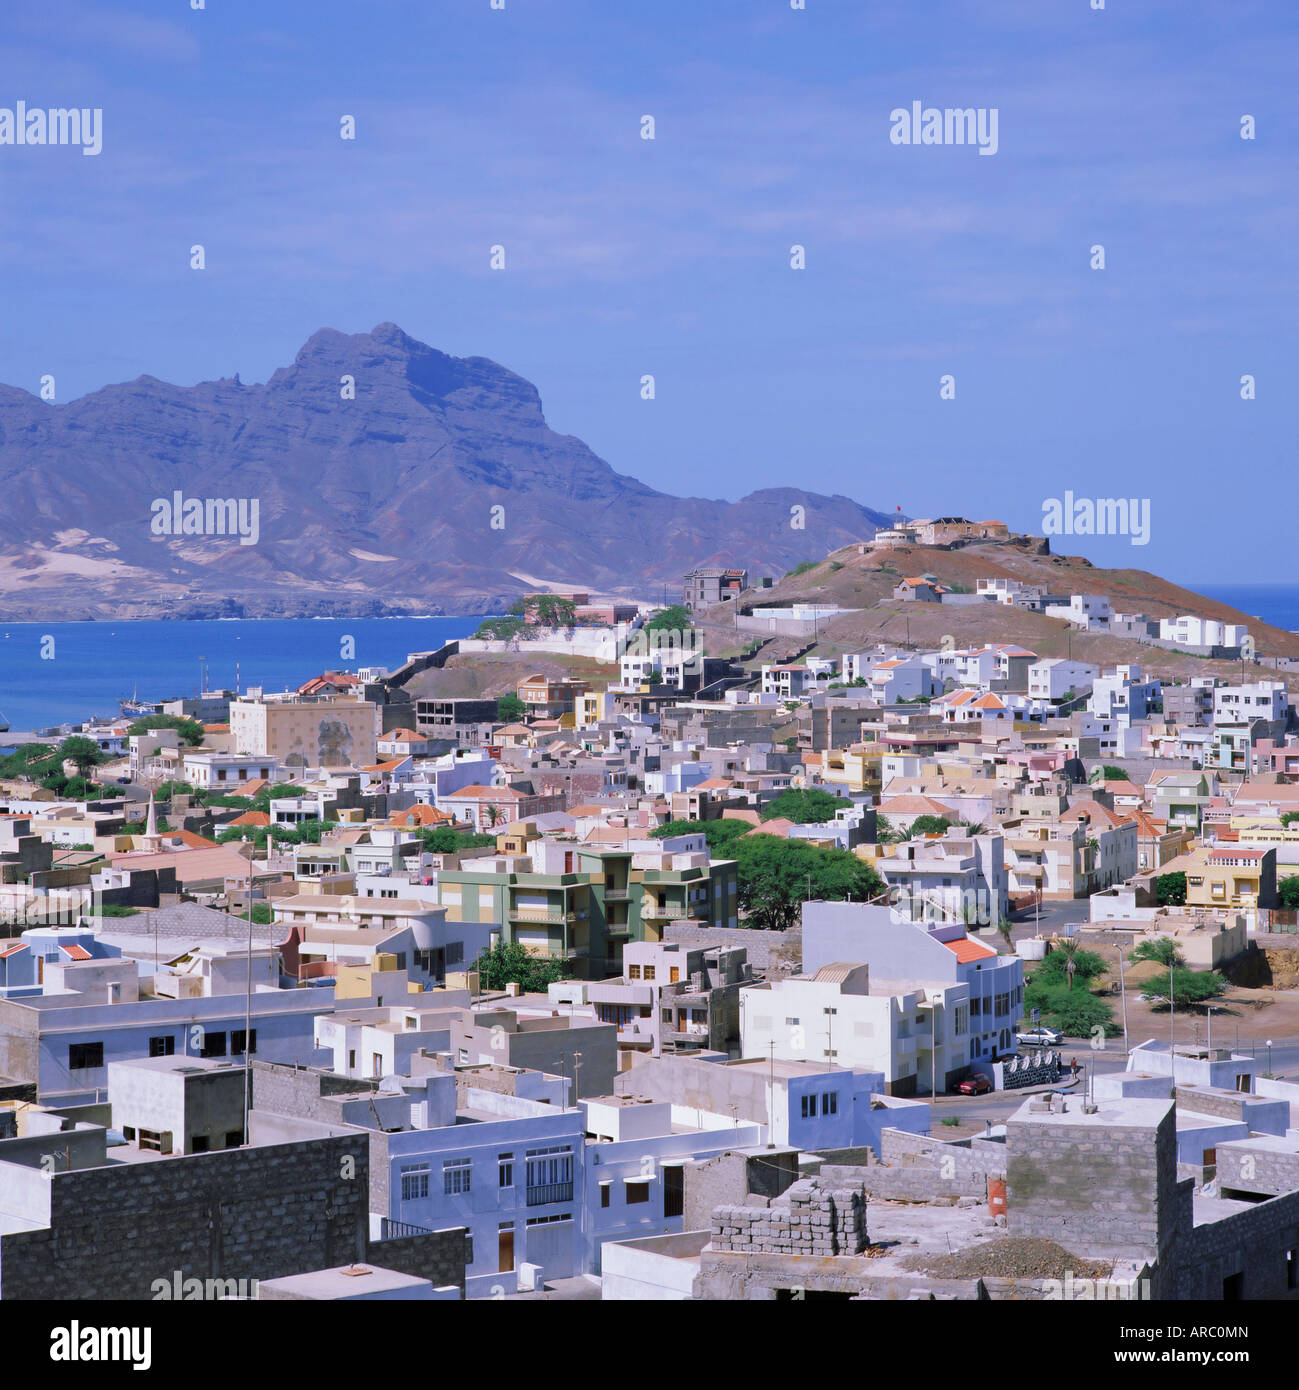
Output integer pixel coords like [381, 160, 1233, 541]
[996, 915, 1014, 954]
[1057, 936, 1081, 990]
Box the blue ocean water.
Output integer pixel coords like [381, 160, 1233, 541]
[1195, 586, 1299, 634]
[0, 616, 481, 733]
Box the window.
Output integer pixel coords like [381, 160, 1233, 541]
[643, 965, 655, 981]
[148, 1035, 175, 1057]
[225, 1130, 244, 1148]
[401, 1166, 430, 1201]
[230, 1029, 258, 1056]
[628, 964, 641, 980]
[821, 1091, 838, 1116]
[601, 1184, 611, 1208]
[442, 1159, 472, 1195]
[190, 1135, 210, 1153]
[499, 1155, 514, 1188]
[800, 1094, 816, 1119]
[68, 1042, 102, 1071]
[200, 1032, 227, 1059]
[661, 1008, 672, 1022]
[525, 1146, 574, 1205]
[669, 966, 680, 983]
[625, 1180, 651, 1206]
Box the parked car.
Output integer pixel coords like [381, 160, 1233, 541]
[1015, 1027, 1063, 1047]
[955, 1075, 992, 1096]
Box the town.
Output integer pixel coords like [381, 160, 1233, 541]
[3, 520, 1299, 1306]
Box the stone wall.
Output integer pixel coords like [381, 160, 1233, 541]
[682, 1148, 800, 1232]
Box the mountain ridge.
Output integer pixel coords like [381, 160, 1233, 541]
[0, 323, 895, 620]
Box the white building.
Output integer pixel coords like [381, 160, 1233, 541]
[1213, 681, 1289, 727]
[1028, 659, 1099, 702]
[1158, 615, 1249, 650]
[740, 964, 972, 1097]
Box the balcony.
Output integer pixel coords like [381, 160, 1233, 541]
[509, 906, 586, 923]
[641, 902, 688, 920]
[526, 1181, 573, 1207]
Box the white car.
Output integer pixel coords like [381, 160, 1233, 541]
[1016, 1027, 1063, 1047]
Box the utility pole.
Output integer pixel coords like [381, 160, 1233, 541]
[1117, 940, 1129, 1056]
[242, 860, 253, 1146]
[1168, 958, 1175, 1085]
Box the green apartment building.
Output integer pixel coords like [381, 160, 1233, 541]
[436, 837, 738, 980]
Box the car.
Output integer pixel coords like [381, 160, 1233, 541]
[954, 1075, 992, 1096]
[1016, 1027, 1063, 1047]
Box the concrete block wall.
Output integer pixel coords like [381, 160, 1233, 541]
[818, 1161, 986, 1203]
[0, 1134, 370, 1301]
[1217, 1140, 1299, 1199]
[1175, 1187, 1299, 1300]
[363, 1228, 469, 1293]
[879, 1128, 1007, 1180]
[709, 1178, 868, 1257]
[683, 1149, 799, 1233]
[1006, 1102, 1179, 1263]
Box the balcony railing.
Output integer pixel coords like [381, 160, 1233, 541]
[641, 903, 688, 919]
[509, 906, 585, 923]
[526, 1181, 573, 1207]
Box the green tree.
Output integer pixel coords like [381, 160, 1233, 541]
[474, 616, 525, 642]
[1141, 968, 1228, 1011]
[1093, 766, 1131, 783]
[496, 694, 528, 723]
[1153, 871, 1188, 907]
[908, 815, 951, 837]
[126, 714, 205, 746]
[417, 825, 497, 854]
[509, 595, 577, 628]
[784, 561, 818, 579]
[760, 787, 851, 824]
[1022, 982, 1118, 1038]
[1129, 937, 1185, 968]
[730, 835, 885, 931]
[1277, 876, 1299, 911]
[1032, 945, 1107, 991]
[644, 604, 693, 632]
[249, 903, 274, 925]
[476, 940, 572, 993]
[58, 736, 105, 777]
[651, 818, 749, 852]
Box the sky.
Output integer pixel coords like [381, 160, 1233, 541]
[3, 0, 1297, 586]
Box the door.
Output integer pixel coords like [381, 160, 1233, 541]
[498, 1227, 515, 1273]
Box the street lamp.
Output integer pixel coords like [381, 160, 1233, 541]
[1267, 1039, 1274, 1077]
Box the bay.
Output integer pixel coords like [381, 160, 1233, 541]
[0, 616, 481, 733]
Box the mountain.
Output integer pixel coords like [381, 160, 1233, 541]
[0, 323, 896, 620]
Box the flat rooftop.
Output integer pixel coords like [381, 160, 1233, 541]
[257, 1264, 440, 1300]
[1008, 1096, 1173, 1130]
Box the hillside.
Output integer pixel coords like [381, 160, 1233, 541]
[706, 538, 1299, 682]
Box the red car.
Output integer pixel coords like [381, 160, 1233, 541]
[955, 1075, 992, 1096]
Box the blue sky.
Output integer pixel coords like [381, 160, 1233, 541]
[4, 0, 1297, 585]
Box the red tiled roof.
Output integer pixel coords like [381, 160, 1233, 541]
[60, 944, 92, 961]
[942, 936, 998, 963]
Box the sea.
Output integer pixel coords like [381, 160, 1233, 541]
[1196, 585, 1299, 634]
[0, 615, 482, 735]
